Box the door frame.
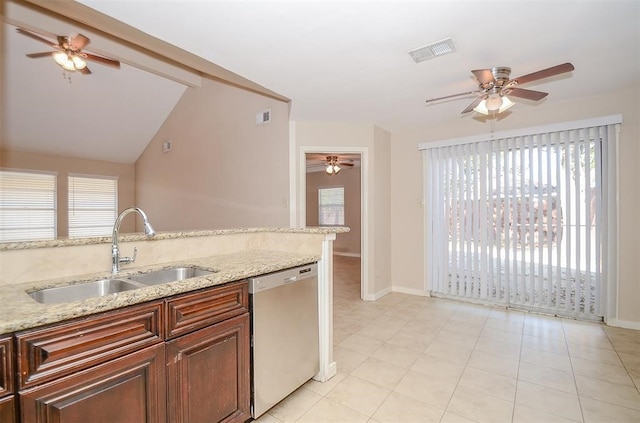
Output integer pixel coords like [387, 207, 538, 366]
[296, 146, 370, 300]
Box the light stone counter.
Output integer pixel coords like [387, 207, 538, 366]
[0, 249, 317, 335]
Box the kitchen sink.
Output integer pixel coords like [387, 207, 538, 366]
[128, 266, 216, 286]
[29, 279, 142, 304]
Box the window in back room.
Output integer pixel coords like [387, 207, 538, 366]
[318, 187, 344, 226]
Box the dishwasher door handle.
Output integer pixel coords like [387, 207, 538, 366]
[283, 276, 297, 284]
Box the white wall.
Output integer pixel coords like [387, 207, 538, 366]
[136, 77, 291, 231]
[390, 84, 640, 327]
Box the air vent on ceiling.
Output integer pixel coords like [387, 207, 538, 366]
[408, 38, 457, 63]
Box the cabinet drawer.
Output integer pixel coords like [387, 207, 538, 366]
[166, 280, 248, 339]
[16, 301, 163, 389]
[0, 336, 14, 397]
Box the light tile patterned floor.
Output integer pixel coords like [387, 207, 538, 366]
[255, 256, 640, 423]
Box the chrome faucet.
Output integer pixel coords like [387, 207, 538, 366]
[112, 207, 156, 274]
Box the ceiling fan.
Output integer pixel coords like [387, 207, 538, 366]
[425, 62, 575, 115]
[307, 154, 355, 175]
[17, 27, 121, 74]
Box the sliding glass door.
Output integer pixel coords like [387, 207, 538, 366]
[424, 121, 619, 321]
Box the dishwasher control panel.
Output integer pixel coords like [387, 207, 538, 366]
[248, 264, 318, 293]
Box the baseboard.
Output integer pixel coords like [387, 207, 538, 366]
[391, 285, 430, 297]
[333, 252, 361, 258]
[313, 361, 337, 382]
[605, 318, 640, 330]
[362, 286, 392, 301]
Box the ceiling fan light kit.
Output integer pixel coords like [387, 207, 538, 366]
[473, 93, 515, 115]
[325, 156, 341, 175]
[17, 28, 121, 76]
[425, 62, 575, 117]
[53, 51, 87, 71]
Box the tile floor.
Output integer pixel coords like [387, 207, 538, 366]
[255, 256, 640, 423]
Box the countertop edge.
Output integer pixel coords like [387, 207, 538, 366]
[0, 227, 350, 251]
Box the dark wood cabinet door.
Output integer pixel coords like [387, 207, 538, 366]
[20, 343, 166, 423]
[0, 395, 17, 423]
[166, 313, 250, 423]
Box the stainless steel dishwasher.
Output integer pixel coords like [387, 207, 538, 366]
[249, 263, 319, 419]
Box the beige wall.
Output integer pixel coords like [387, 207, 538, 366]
[0, 149, 136, 235]
[135, 77, 290, 231]
[373, 126, 391, 295]
[293, 122, 391, 300]
[306, 166, 361, 255]
[390, 84, 640, 327]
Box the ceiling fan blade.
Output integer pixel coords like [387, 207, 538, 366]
[26, 52, 54, 59]
[511, 62, 575, 86]
[83, 53, 121, 68]
[506, 87, 548, 101]
[471, 69, 495, 85]
[70, 34, 90, 50]
[79, 66, 92, 75]
[425, 90, 479, 104]
[16, 28, 57, 48]
[461, 96, 484, 114]
[338, 162, 355, 167]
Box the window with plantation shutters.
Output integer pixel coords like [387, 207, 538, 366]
[318, 187, 344, 226]
[0, 169, 57, 242]
[68, 174, 118, 238]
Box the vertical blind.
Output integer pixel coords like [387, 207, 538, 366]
[422, 118, 620, 320]
[68, 174, 118, 238]
[0, 170, 57, 242]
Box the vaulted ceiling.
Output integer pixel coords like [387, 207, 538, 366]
[4, 0, 639, 164]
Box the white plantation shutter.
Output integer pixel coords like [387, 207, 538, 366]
[68, 174, 118, 238]
[0, 170, 57, 242]
[421, 116, 620, 321]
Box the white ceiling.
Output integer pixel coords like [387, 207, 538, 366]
[4, 0, 640, 164]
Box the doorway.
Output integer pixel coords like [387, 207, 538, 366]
[298, 148, 369, 300]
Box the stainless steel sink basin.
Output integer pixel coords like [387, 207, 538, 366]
[29, 279, 142, 304]
[128, 266, 215, 286]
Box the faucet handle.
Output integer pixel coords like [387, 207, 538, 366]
[119, 247, 138, 265]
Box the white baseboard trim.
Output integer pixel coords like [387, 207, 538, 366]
[392, 286, 430, 297]
[605, 318, 640, 330]
[313, 361, 337, 382]
[333, 252, 361, 258]
[362, 286, 392, 301]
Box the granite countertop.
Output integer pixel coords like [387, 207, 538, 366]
[0, 249, 319, 335]
[0, 227, 349, 251]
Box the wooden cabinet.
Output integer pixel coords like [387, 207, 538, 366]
[13, 280, 250, 423]
[166, 281, 250, 423]
[20, 343, 166, 423]
[166, 314, 250, 423]
[0, 336, 17, 423]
